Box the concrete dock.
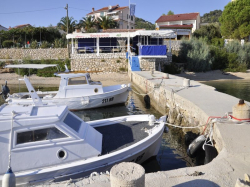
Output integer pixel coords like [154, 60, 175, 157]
[39, 71, 250, 187]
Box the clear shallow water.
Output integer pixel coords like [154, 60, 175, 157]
[203, 79, 250, 102]
[0, 85, 189, 173]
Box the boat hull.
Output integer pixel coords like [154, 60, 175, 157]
[7, 86, 130, 110]
[1, 122, 164, 186]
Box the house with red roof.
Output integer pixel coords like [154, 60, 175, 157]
[9, 24, 32, 30]
[87, 5, 135, 30]
[0, 25, 8, 31]
[155, 13, 200, 39]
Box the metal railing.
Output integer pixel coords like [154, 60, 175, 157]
[74, 46, 128, 54]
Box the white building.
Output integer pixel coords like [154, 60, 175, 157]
[87, 5, 136, 29]
[155, 13, 200, 39]
[0, 25, 8, 31]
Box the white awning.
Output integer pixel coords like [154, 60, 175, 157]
[5, 64, 58, 69]
[133, 30, 176, 38]
[66, 32, 130, 39]
[66, 30, 177, 39]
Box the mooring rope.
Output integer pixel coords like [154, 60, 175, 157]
[165, 122, 206, 129]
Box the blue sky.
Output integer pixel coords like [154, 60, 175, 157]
[1, 0, 230, 28]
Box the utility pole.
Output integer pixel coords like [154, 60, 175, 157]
[40, 27, 41, 47]
[65, 4, 69, 57]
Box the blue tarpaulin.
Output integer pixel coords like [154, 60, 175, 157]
[139, 45, 167, 56]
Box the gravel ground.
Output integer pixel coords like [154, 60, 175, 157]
[0, 72, 130, 86]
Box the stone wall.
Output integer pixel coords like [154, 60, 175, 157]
[139, 53, 172, 71]
[71, 52, 130, 59]
[71, 52, 172, 72]
[71, 53, 128, 72]
[128, 71, 208, 134]
[0, 48, 68, 59]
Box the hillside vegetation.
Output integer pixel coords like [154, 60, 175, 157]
[135, 17, 155, 30]
[201, 10, 222, 23]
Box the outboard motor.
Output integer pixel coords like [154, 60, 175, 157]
[0, 81, 10, 100]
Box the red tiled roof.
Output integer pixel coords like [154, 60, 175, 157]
[87, 5, 128, 15]
[9, 24, 32, 30]
[14, 24, 32, 28]
[156, 13, 199, 23]
[159, 24, 193, 28]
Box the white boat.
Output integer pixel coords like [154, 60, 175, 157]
[4, 64, 131, 110]
[0, 88, 166, 186]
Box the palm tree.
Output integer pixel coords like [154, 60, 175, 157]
[57, 16, 77, 33]
[79, 16, 97, 31]
[97, 16, 117, 30]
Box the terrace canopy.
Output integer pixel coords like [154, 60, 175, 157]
[66, 30, 176, 55]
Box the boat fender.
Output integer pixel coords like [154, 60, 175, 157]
[2, 167, 16, 187]
[144, 94, 150, 107]
[187, 135, 206, 158]
[164, 126, 169, 133]
[0, 81, 10, 100]
[204, 144, 218, 164]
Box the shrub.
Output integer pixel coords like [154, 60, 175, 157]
[40, 41, 50, 48]
[225, 40, 241, 54]
[54, 38, 66, 48]
[211, 38, 224, 47]
[2, 40, 14, 48]
[101, 59, 105, 62]
[163, 63, 181, 74]
[178, 38, 212, 72]
[225, 40, 250, 67]
[119, 67, 127, 72]
[0, 62, 5, 69]
[30, 40, 38, 49]
[116, 59, 121, 63]
[224, 53, 247, 72]
[210, 46, 228, 70]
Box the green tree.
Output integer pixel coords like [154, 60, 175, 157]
[201, 10, 222, 23]
[167, 10, 174, 15]
[79, 16, 97, 31]
[193, 24, 222, 43]
[219, 0, 250, 40]
[97, 16, 117, 30]
[57, 16, 77, 33]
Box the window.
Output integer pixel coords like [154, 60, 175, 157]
[68, 76, 87, 85]
[127, 25, 129, 29]
[63, 113, 82, 132]
[17, 127, 68, 145]
[131, 16, 133, 21]
[100, 12, 104, 16]
[131, 27, 134, 29]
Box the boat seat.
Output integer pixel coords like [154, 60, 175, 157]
[21, 95, 31, 99]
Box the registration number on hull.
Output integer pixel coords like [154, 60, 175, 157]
[102, 97, 114, 103]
